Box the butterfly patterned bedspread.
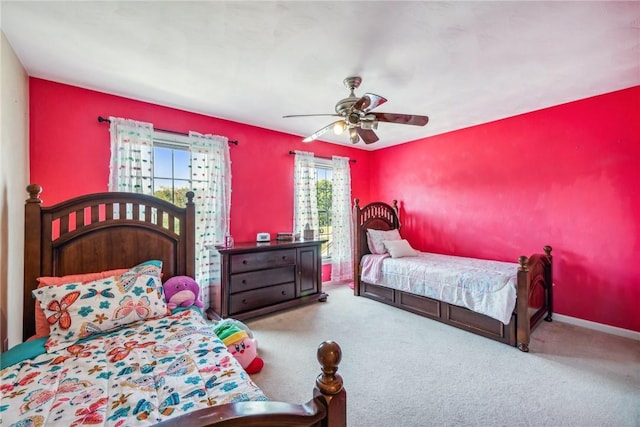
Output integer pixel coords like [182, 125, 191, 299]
[0, 309, 266, 426]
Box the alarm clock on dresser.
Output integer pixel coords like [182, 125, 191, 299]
[256, 232, 271, 242]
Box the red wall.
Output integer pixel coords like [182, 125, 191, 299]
[29, 78, 373, 281]
[29, 78, 639, 332]
[370, 86, 640, 332]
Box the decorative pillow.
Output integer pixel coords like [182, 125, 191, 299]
[383, 239, 418, 258]
[33, 261, 167, 352]
[34, 268, 129, 338]
[367, 228, 402, 254]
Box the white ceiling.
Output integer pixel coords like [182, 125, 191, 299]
[1, 1, 639, 150]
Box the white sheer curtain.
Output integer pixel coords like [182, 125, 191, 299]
[330, 156, 353, 281]
[109, 119, 232, 311]
[108, 117, 154, 194]
[293, 151, 319, 238]
[188, 132, 232, 311]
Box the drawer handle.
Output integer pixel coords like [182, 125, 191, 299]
[282, 256, 286, 260]
[281, 290, 287, 296]
[242, 299, 248, 305]
[242, 279, 247, 284]
[242, 260, 248, 264]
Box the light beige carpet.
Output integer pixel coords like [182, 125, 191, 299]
[247, 283, 640, 427]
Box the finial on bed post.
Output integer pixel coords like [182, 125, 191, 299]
[314, 340, 346, 426]
[518, 255, 528, 270]
[543, 245, 552, 257]
[26, 184, 43, 203]
[354, 198, 360, 209]
[316, 341, 343, 395]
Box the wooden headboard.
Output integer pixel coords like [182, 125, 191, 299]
[352, 198, 400, 295]
[23, 184, 195, 341]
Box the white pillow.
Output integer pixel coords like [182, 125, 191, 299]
[383, 239, 418, 258]
[367, 228, 402, 254]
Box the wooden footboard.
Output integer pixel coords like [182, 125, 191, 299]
[156, 340, 346, 427]
[515, 246, 553, 352]
[353, 198, 553, 352]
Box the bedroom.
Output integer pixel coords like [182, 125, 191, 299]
[1, 1, 639, 425]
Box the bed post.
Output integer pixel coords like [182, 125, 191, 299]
[516, 255, 531, 352]
[23, 184, 43, 341]
[313, 341, 346, 427]
[543, 245, 553, 322]
[352, 198, 362, 296]
[392, 200, 400, 229]
[185, 191, 196, 278]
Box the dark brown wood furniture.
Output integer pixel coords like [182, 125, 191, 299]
[353, 199, 553, 352]
[22, 184, 346, 427]
[209, 240, 328, 321]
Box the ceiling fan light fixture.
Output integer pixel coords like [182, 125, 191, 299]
[361, 120, 378, 130]
[348, 127, 359, 144]
[302, 135, 317, 143]
[333, 121, 347, 135]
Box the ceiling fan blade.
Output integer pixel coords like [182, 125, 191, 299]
[373, 113, 429, 126]
[302, 120, 345, 143]
[356, 127, 379, 144]
[353, 93, 387, 113]
[283, 113, 341, 119]
[348, 127, 360, 144]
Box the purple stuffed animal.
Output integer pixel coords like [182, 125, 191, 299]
[163, 276, 204, 310]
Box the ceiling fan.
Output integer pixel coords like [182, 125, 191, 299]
[283, 76, 429, 145]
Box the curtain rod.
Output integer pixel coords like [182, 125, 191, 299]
[288, 151, 356, 163]
[97, 116, 238, 145]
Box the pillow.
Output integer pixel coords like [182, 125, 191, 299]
[367, 228, 402, 254]
[383, 239, 418, 258]
[33, 261, 167, 352]
[34, 268, 129, 338]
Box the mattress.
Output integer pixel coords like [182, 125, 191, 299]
[361, 252, 519, 324]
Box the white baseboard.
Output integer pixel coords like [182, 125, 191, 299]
[554, 314, 640, 341]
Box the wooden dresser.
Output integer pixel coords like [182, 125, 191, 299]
[207, 240, 327, 320]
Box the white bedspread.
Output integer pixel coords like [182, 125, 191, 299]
[361, 252, 519, 324]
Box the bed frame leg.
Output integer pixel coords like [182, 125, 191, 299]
[517, 342, 529, 352]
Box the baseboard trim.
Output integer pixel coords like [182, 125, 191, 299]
[323, 280, 353, 287]
[554, 314, 640, 341]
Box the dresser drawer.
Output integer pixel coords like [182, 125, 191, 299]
[230, 249, 296, 273]
[229, 266, 295, 294]
[229, 283, 295, 315]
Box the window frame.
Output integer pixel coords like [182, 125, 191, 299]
[152, 131, 194, 207]
[314, 158, 334, 261]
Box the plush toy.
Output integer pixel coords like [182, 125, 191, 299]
[213, 321, 264, 374]
[162, 276, 204, 310]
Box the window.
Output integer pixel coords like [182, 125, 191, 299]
[293, 151, 352, 281]
[152, 132, 197, 207]
[315, 161, 333, 259]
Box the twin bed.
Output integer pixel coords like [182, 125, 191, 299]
[2, 185, 346, 427]
[353, 199, 553, 352]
